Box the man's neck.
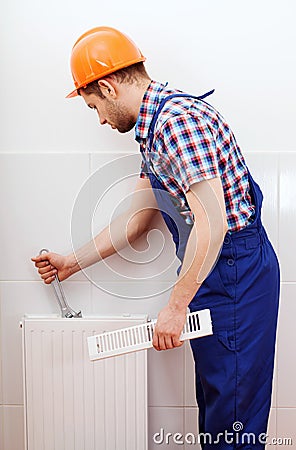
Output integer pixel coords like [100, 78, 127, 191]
[120, 79, 152, 123]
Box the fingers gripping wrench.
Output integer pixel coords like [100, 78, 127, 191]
[39, 249, 82, 318]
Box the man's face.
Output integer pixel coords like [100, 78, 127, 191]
[80, 91, 136, 133]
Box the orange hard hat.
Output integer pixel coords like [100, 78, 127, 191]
[66, 26, 146, 98]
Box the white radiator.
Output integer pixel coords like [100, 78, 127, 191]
[21, 315, 148, 450]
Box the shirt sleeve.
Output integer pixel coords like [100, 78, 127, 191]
[158, 113, 220, 191]
[139, 158, 149, 179]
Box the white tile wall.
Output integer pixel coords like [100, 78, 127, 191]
[184, 408, 201, 450]
[0, 154, 91, 282]
[148, 407, 184, 450]
[0, 288, 2, 407]
[272, 356, 278, 409]
[1, 406, 24, 450]
[0, 406, 3, 450]
[267, 409, 277, 449]
[277, 409, 296, 448]
[90, 281, 172, 317]
[277, 284, 296, 408]
[1, 152, 296, 449]
[148, 345, 184, 407]
[279, 153, 296, 282]
[2, 1, 295, 154]
[184, 341, 197, 408]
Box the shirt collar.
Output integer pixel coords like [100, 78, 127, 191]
[135, 80, 168, 143]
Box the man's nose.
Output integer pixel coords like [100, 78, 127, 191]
[97, 111, 107, 125]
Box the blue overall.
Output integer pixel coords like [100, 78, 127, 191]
[141, 91, 280, 449]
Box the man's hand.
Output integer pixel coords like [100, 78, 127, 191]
[31, 252, 75, 284]
[152, 304, 187, 351]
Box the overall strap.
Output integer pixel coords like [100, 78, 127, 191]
[147, 89, 215, 141]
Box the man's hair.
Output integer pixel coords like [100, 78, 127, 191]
[78, 62, 150, 98]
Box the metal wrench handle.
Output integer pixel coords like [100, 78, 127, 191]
[39, 249, 82, 318]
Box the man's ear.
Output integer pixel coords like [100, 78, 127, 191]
[97, 79, 117, 98]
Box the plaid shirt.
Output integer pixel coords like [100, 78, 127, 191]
[135, 80, 255, 232]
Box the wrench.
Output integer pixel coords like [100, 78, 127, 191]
[39, 249, 82, 318]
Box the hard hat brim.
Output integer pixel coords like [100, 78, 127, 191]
[66, 89, 79, 99]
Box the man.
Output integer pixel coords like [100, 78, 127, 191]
[32, 26, 280, 449]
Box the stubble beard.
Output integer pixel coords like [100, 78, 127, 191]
[107, 100, 136, 133]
